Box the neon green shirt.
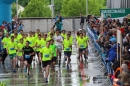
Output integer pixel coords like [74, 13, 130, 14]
[17, 43, 24, 56]
[77, 37, 86, 49]
[69, 36, 73, 45]
[50, 44, 57, 57]
[63, 39, 71, 51]
[17, 34, 22, 41]
[7, 41, 17, 54]
[61, 33, 67, 39]
[36, 39, 44, 51]
[14, 38, 19, 44]
[46, 36, 53, 41]
[40, 47, 52, 61]
[26, 37, 35, 47]
[76, 36, 79, 41]
[41, 39, 47, 48]
[2, 37, 10, 48]
[47, 32, 51, 37]
[35, 33, 38, 39]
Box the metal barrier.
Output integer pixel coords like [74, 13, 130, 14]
[86, 24, 113, 86]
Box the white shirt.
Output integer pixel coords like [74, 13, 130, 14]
[54, 35, 63, 47]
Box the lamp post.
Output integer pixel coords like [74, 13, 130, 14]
[51, 0, 54, 20]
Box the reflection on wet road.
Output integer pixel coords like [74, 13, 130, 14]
[0, 45, 110, 86]
[0, 45, 87, 86]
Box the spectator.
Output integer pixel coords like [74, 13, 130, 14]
[80, 14, 85, 30]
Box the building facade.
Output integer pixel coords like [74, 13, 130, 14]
[107, 0, 130, 8]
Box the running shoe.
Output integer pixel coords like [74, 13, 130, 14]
[45, 78, 48, 83]
[67, 64, 69, 69]
[13, 69, 16, 73]
[24, 68, 27, 73]
[30, 66, 32, 69]
[27, 75, 30, 79]
[64, 58, 67, 61]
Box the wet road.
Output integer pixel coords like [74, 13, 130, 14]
[0, 44, 111, 86]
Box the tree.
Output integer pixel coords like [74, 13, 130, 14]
[88, 0, 105, 16]
[20, 0, 51, 17]
[12, 2, 17, 17]
[54, 0, 62, 16]
[61, 0, 69, 17]
[61, 0, 83, 17]
[18, 0, 30, 7]
[61, 0, 105, 17]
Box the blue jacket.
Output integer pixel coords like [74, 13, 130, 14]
[108, 45, 117, 62]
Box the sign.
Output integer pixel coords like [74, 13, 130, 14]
[100, 8, 130, 19]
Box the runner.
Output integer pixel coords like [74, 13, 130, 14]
[22, 41, 34, 79]
[68, 31, 73, 55]
[42, 34, 47, 48]
[63, 33, 72, 69]
[83, 32, 89, 61]
[17, 38, 24, 71]
[47, 33, 54, 41]
[39, 41, 52, 82]
[48, 28, 55, 37]
[17, 30, 23, 42]
[35, 34, 43, 67]
[2, 32, 10, 65]
[54, 30, 63, 67]
[50, 39, 57, 71]
[14, 33, 18, 44]
[7, 36, 17, 72]
[35, 29, 40, 39]
[61, 30, 66, 40]
[77, 32, 86, 62]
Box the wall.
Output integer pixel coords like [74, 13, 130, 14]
[19, 18, 85, 32]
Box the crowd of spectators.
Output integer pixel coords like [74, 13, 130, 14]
[88, 14, 130, 86]
[0, 15, 24, 37]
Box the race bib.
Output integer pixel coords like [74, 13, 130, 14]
[65, 48, 70, 51]
[29, 42, 32, 44]
[44, 54, 50, 58]
[25, 55, 30, 58]
[10, 48, 14, 50]
[19, 50, 23, 52]
[80, 44, 84, 48]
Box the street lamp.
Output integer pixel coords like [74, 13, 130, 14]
[51, 0, 54, 20]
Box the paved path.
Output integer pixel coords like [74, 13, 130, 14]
[0, 44, 111, 86]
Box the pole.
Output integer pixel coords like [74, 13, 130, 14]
[16, 0, 18, 17]
[86, 0, 88, 16]
[51, 0, 54, 20]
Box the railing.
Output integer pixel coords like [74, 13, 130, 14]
[86, 24, 113, 86]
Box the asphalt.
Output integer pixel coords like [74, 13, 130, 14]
[0, 44, 112, 86]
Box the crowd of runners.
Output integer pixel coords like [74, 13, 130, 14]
[0, 26, 89, 83]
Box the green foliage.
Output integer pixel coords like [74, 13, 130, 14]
[88, 0, 106, 16]
[18, 0, 30, 7]
[12, 2, 17, 17]
[20, 0, 51, 17]
[54, 0, 62, 16]
[61, 0, 106, 17]
[66, 0, 83, 17]
[16, 0, 106, 17]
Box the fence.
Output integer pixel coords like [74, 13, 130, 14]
[86, 24, 113, 86]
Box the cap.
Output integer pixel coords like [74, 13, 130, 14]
[110, 38, 116, 43]
[79, 29, 82, 31]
